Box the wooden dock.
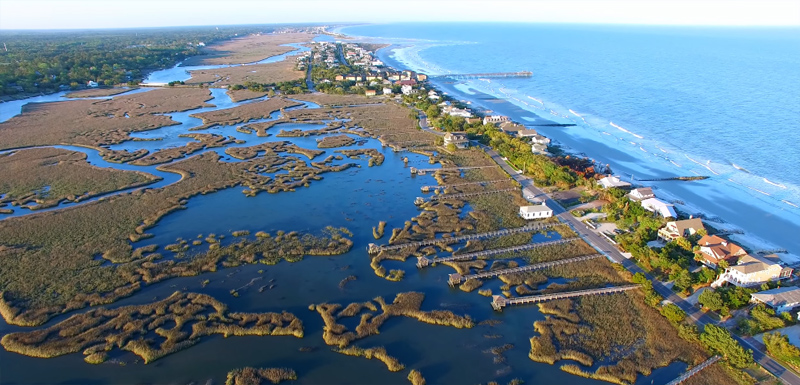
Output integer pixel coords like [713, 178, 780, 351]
[448, 254, 603, 286]
[410, 166, 496, 175]
[491, 285, 639, 311]
[368, 223, 559, 254]
[415, 188, 516, 205]
[664, 356, 721, 385]
[434, 72, 533, 80]
[421, 179, 509, 192]
[418, 238, 576, 268]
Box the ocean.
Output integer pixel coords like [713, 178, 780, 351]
[340, 22, 800, 256]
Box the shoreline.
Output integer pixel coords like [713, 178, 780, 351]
[345, 29, 800, 258]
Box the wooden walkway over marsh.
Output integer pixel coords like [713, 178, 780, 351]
[415, 188, 516, 205]
[418, 238, 576, 268]
[491, 284, 639, 310]
[410, 166, 496, 175]
[448, 254, 603, 286]
[421, 179, 509, 192]
[665, 356, 721, 385]
[367, 223, 559, 254]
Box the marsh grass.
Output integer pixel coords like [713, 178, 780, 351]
[225, 366, 298, 385]
[407, 369, 426, 385]
[335, 345, 405, 372]
[317, 135, 355, 148]
[459, 279, 483, 292]
[1, 292, 303, 364]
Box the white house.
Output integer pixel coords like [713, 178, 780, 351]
[713, 254, 794, 288]
[443, 132, 469, 149]
[382, 87, 393, 95]
[401, 85, 414, 95]
[751, 287, 800, 314]
[640, 198, 676, 218]
[657, 218, 705, 241]
[483, 115, 509, 125]
[628, 187, 655, 201]
[520, 203, 553, 220]
[598, 176, 632, 189]
[530, 134, 551, 146]
[87, 80, 99, 88]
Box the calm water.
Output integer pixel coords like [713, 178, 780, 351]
[341, 23, 800, 255]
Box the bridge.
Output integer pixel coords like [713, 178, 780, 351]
[491, 285, 639, 311]
[448, 254, 603, 286]
[421, 179, 510, 192]
[665, 356, 721, 385]
[410, 166, 497, 175]
[417, 238, 576, 268]
[415, 188, 516, 205]
[367, 222, 559, 254]
[433, 71, 533, 80]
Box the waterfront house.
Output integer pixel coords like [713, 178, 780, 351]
[499, 122, 526, 136]
[520, 203, 553, 220]
[517, 129, 539, 138]
[712, 254, 793, 288]
[696, 235, 747, 267]
[657, 218, 705, 241]
[442, 106, 473, 118]
[750, 287, 800, 314]
[640, 198, 676, 218]
[483, 115, 510, 125]
[443, 132, 469, 149]
[365, 90, 377, 96]
[398, 79, 417, 86]
[417, 74, 428, 81]
[401, 85, 415, 95]
[531, 143, 549, 155]
[382, 87, 393, 95]
[598, 175, 632, 189]
[531, 134, 551, 146]
[628, 187, 655, 201]
[87, 80, 99, 88]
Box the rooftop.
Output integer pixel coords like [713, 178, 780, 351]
[520, 204, 552, 213]
[751, 286, 800, 307]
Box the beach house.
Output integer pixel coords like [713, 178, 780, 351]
[750, 287, 800, 314]
[628, 187, 655, 201]
[519, 203, 553, 220]
[598, 175, 632, 189]
[443, 132, 469, 149]
[382, 87, 393, 95]
[640, 198, 676, 218]
[365, 90, 377, 96]
[658, 218, 705, 241]
[696, 235, 747, 267]
[483, 115, 510, 125]
[712, 254, 793, 288]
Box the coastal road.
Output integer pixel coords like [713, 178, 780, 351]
[476, 143, 800, 385]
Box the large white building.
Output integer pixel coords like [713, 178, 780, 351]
[751, 287, 800, 314]
[712, 254, 793, 288]
[640, 198, 677, 218]
[520, 203, 553, 220]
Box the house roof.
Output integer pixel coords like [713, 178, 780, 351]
[751, 287, 800, 308]
[520, 204, 552, 213]
[640, 198, 676, 218]
[632, 187, 654, 197]
[517, 129, 539, 137]
[697, 235, 746, 262]
[731, 254, 773, 275]
[599, 176, 632, 188]
[672, 218, 705, 234]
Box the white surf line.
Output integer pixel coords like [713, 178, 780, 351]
[684, 155, 720, 175]
[763, 178, 787, 189]
[670, 160, 682, 168]
[782, 200, 799, 208]
[609, 121, 644, 139]
[727, 178, 772, 196]
[528, 96, 544, 105]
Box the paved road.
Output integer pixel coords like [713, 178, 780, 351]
[476, 143, 800, 385]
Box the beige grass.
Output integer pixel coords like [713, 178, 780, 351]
[185, 60, 304, 87]
[182, 33, 315, 66]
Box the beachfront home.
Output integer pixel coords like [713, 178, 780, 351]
[483, 115, 510, 125]
[398, 79, 417, 86]
[628, 187, 655, 201]
[750, 287, 800, 314]
[517, 129, 539, 138]
[531, 134, 551, 146]
[443, 132, 469, 149]
[531, 143, 549, 154]
[401, 85, 415, 95]
[442, 106, 473, 118]
[658, 218, 705, 241]
[520, 203, 553, 220]
[712, 254, 793, 288]
[416, 73, 428, 81]
[499, 122, 526, 136]
[428, 90, 440, 101]
[365, 90, 377, 96]
[598, 175, 632, 189]
[696, 235, 747, 267]
[640, 198, 676, 218]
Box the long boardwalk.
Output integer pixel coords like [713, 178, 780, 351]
[417, 188, 516, 204]
[491, 285, 639, 310]
[665, 356, 721, 385]
[421, 179, 510, 192]
[418, 238, 576, 268]
[368, 222, 559, 254]
[448, 254, 603, 286]
[410, 166, 496, 175]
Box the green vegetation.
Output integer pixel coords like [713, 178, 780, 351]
[737, 304, 793, 336]
[1, 292, 303, 364]
[0, 26, 273, 96]
[699, 324, 753, 369]
[225, 367, 298, 385]
[764, 332, 800, 372]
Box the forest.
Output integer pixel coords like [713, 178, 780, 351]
[0, 25, 294, 95]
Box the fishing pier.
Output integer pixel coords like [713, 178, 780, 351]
[491, 285, 639, 311]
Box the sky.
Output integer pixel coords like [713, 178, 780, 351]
[0, 0, 799, 30]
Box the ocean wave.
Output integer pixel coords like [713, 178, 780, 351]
[528, 96, 544, 105]
[732, 163, 751, 173]
[609, 121, 645, 139]
[783, 200, 800, 208]
[685, 155, 720, 175]
[764, 178, 787, 189]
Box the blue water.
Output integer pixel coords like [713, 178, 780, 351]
[341, 22, 800, 255]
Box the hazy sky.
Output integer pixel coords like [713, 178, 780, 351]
[1, 0, 799, 30]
